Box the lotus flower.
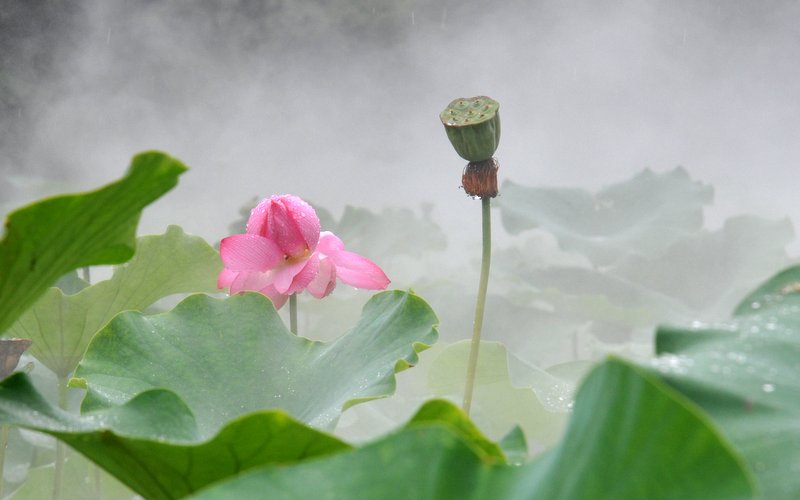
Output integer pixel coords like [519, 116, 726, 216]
[219, 195, 389, 308]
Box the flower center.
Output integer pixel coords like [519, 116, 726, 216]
[285, 247, 311, 264]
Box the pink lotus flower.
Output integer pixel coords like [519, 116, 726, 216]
[218, 195, 390, 308]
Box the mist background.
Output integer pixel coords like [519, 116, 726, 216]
[2, 0, 799, 252]
[1, 0, 800, 462]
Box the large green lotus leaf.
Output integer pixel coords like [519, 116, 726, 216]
[0, 151, 186, 333]
[189, 358, 753, 499]
[72, 290, 438, 433]
[495, 168, 712, 266]
[7, 226, 221, 378]
[0, 373, 349, 499]
[654, 264, 800, 497]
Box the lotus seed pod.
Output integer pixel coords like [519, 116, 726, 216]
[440, 96, 500, 162]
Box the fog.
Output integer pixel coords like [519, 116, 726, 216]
[2, 0, 800, 461]
[2, 0, 799, 253]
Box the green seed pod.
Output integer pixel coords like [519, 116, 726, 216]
[440, 96, 500, 162]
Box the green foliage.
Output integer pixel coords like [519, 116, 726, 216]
[72, 291, 437, 431]
[7, 226, 221, 378]
[732, 263, 800, 315]
[189, 358, 754, 499]
[189, 400, 513, 499]
[0, 374, 349, 499]
[654, 264, 800, 497]
[1, 153, 797, 499]
[187, 265, 800, 498]
[0, 152, 187, 333]
[405, 399, 508, 463]
[0, 290, 437, 498]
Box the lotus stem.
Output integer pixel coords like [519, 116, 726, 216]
[462, 196, 492, 414]
[93, 463, 103, 498]
[53, 376, 68, 500]
[289, 294, 298, 334]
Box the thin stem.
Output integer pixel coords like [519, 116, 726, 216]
[462, 196, 492, 414]
[289, 294, 298, 335]
[81, 266, 91, 283]
[93, 463, 103, 498]
[53, 377, 68, 500]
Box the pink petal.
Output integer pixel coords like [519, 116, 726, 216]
[330, 250, 390, 290]
[246, 198, 270, 235]
[260, 284, 289, 309]
[230, 270, 273, 294]
[317, 231, 344, 255]
[220, 234, 282, 271]
[271, 254, 320, 295]
[217, 268, 238, 289]
[307, 256, 337, 298]
[268, 196, 321, 257]
[286, 254, 320, 295]
[317, 231, 389, 290]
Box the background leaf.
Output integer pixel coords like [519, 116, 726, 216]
[0, 151, 187, 333]
[7, 225, 221, 378]
[426, 341, 570, 452]
[8, 454, 135, 500]
[495, 168, 712, 266]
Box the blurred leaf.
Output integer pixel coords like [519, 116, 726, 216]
[732, 263, 800, 316]
[611, 214, 794, 313]
[51, 271, 89, 295]
[524, 357, 755, 498]
[489, 206, 794, 362]
[405, 399, 506, 463]
[0, 151, 186, 333]
[9, 453, 135, 500]
[496, 426, 527, 465]
[329, 205, 447, 259]
[496, 168, 712, 266]
[7, 226, 221, 378]
[654, 264, 800, 497]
